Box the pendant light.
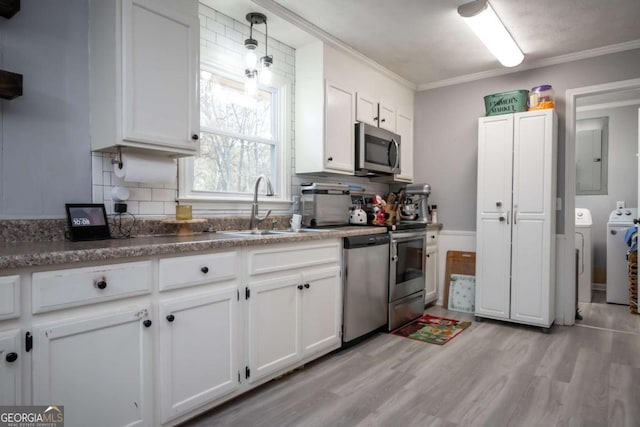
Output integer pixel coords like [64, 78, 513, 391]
[243, 12, 274, 91]
[457, 0, 524, 67]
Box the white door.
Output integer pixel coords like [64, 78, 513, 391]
[325, 81, 355, 174]
[0, 329, 21, 405]
[355, 92, 379, 126]
[158, 287, 239, 423]
[122, 0, 199, 150]
[378, 103, 397, 132]
[33, 307, 152, 427]
[475, 115, 514, 320]
[300, 266, 341, 357]
[247, 274, 301, 383]
[510, 111, 555, 326]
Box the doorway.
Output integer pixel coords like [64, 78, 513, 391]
[565, 78, 640, 327]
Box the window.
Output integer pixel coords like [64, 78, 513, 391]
[180, 66, 290, 206]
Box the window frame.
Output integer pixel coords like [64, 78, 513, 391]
[178, 62, 292, 211]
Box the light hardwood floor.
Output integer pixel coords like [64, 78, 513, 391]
[181, 300, 640, 427]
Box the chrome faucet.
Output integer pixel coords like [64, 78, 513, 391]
[249, 175, 274, 232]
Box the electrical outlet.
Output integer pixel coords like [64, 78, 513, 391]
[616, 201, 625, 209]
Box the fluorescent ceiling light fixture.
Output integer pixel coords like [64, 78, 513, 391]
[457, 0, 524, 67]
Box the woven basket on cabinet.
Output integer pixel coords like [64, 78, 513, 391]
[629, 251, 638, 314]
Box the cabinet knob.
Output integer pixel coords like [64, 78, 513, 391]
[496, 201, 502, 207]
[426, 254, 430, 258]
[297, 284, 303, 290]
[327, 157, 333, 162]
[191, 134, 199, 140]
[499, 216, 505, 222]
[166, 314, 175, 322]
[373, 116, 379, 121]
[201, 266, 209, 274]
[95, 280, 107, 290]
[380, 118, 386, 123]
[5, 352, 18, 363]
[304, 283, 310, 289]
[143, 320, 152, 328]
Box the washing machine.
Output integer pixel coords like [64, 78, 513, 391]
[575, 208, 593, 302]
[606, 208, 637, 304]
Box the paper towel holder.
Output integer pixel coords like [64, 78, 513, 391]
[111, 147, 123, 170]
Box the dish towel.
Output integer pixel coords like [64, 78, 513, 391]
[625, 226, 637, 253]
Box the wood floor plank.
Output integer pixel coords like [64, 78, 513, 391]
[180, 302, 639, 427]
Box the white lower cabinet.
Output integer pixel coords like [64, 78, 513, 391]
[158, 286, 240, 423]
[15, 240, 342, 425]
[0, 328, 22, 405]
[300, 266, 342, 356]
[425, 246, 438, 304]
[32, 306, 153, 427]
[247, 265, 341, 384]
[247, 273, 301, 383]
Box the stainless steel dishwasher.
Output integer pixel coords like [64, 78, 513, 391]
[342, 233, 390, 344]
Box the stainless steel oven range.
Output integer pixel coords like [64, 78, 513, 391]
[388, 225, 427, 330]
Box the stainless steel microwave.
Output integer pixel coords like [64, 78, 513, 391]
[355, 122, 401, 176]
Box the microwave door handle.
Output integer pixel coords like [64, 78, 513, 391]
[389, 139, 400, 169]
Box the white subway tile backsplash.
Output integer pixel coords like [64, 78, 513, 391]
[163, 201, 178, 215]
[152, 188, 177, 202]
[128, 187, 152, 201]
[139, 201, 165, 215]
[126, 201, 139, 215]
[214, 11, 233, 28]
[102, 172, 111, 187]
[216, 34, 234, 50]
[225, 27, 242, 43]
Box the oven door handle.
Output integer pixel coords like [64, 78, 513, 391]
[391, 241, 398, 262]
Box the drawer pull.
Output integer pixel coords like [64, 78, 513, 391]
[166, 314, 175, 322]
[95, 279, 107, 290]
[143, 320, 152, 328]
[201, 266, 209, 274]
[5, 352, 18, 363]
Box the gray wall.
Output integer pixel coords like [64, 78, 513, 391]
[414, 48, 640, 233]
[0, 0, 90, 219]
[576, 104, 639, 276]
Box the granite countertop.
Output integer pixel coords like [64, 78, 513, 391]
[0, 226, 390, 271]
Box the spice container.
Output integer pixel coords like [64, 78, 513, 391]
[529, 85, 554, 110]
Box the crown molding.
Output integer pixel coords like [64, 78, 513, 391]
[417, 39, 640, 91]
[577, 98, 640, 113]
[251, 0, 417, 91]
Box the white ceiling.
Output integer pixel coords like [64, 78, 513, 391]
[203, 0, 640, 90]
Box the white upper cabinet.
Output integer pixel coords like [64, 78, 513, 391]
[296, 41, 414, 178]
[394, 110, 414, 182]
[89, 0, 200, 157]
[295, 43, 355, 175]
[356, 94, 397, 132]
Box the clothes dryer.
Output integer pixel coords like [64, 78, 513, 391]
[575, 208, 593, 302]
[606, 208, 637, 304]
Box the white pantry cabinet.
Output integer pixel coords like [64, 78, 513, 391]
[475, 110, 557, 329]
[89, 0, 200, 156]
[32, 306, 153, 427]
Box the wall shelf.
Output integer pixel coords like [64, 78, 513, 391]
[0, 70, 22, 100]
[0, 0, 19, 19]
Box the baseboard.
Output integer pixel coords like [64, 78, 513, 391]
[593, 283, 606, 291]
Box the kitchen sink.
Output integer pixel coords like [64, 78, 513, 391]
[217, 228, 332, 237]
